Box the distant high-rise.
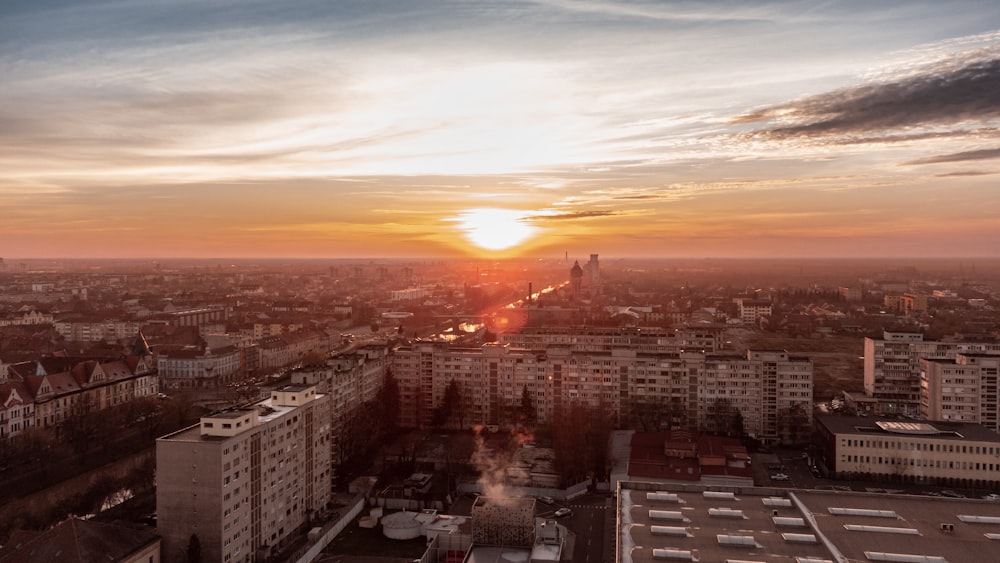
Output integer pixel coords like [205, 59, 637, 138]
[587, 253, 599, 284]
[569, 260, 583, 299]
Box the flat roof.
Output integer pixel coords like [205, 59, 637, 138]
[816, 413, 1000, 443]
[793, 489, 1000, 563]
[620, 483, 1000, 563]
[619, 484, 832, 563]
[158, 394, 323, 442]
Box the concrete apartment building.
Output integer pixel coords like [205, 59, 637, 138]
[391, 342, 812, 445]
[290, 343, 390, 469]
[156, 385, 332, 563]
[862, 330, 1000, 416]
[738, 299, 773, 325]
[920, 354, 1000, 431]
[496, 325, 724, 354]
[815, 414, 1000, 488]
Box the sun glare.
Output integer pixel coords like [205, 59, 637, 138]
[454, 208, 539, 251]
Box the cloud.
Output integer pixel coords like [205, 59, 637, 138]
[739, 54, 1000, 140]
[903, 147, 1000, 165]
[933, 170, 997, 177]
[528, 210, 621, 221]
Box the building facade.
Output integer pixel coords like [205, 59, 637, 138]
[2, 352, 158, 437]
[815, 414, 1000, 487]
[156, 385, 332, 563]
[290, 343, 391, 469]
[863, 331, 1000, 416]
[920, 354, 1000, 431]
[496, 325, 723, 354]
[391, 342, 812, 445]
[157, 345, 242, 391]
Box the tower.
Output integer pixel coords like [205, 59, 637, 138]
[570, 261, 583, 299]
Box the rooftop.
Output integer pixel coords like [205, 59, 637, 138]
[816, 413, 1000, 443]
[618, 482, 1000, 563]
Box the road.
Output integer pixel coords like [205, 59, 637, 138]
[534, 493, 613, 563]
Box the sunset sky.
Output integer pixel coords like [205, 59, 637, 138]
[2, 0, 999, 259]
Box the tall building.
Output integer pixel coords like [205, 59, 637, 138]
[920, 354, 1000, 431]
[863, 331, 1000, 416]
[496, 325, 723, 354]
[391, 341, 812, 445]
[156, 385, 332, 563]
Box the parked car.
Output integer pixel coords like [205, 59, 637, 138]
[770, 473, 790, 481]
[538, 496, 555, 505]
[554, 508, 572, 518]
[941, 490, 965, 498]
[982, 493, 1000, 501]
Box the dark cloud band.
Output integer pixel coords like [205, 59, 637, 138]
[741, 55, 1000, 139]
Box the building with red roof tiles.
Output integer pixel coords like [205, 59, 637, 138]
[627, 430, 753, 487]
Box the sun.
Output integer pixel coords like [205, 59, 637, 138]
[454, 208, 539, 251]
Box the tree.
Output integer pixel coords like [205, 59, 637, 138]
[777, 403, 811, 445]
[629, 396, 675, 432]
[433, 379, 463, 429]
[300, 351, 327, 368]
[519, 385, 535, 425]
[378, 369, 401, 436]
[186, 533, 203, 563]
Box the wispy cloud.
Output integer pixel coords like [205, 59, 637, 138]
[903, 147, 1000, 165]
[738, 53, 1000, 141]
[528, 210, 622, 221]
[934, 170, 997, 177]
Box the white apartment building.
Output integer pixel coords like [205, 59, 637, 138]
[391, 342, 812, 445]
[816, 414, 1000, 487]
[737, 299, 772, 324]
[54, 319, 142, 342]
[863, 331, 1000, 416]
[920, 354, 1000, 431]
[156, 385, 332, 563]
[389, 287, 431, 302]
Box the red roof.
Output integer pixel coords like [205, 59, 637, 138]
[627, 431, 752, 481]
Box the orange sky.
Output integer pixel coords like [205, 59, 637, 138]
[2, 1, 999, 259]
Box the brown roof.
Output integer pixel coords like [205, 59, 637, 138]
[0, 518, 159, 563]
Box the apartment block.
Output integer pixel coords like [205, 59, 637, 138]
[156, 385, 332, 563]
[496, 325, 723, 354]
[391, 342, 812, 445]
[737, 299, 772, 325]
[920, 354, 1000, 431]
[863, 331, 1000, 416]
[290, 343, 390, 468]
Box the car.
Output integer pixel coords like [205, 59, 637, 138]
[554, 508, 572, 518]
[982, 494, 1000, 501]
[941, 490, 965, 498]
[538, 496, 555, 505]
[770, 473, 790, 481]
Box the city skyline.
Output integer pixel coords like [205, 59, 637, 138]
[3, 1, 999, 259]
